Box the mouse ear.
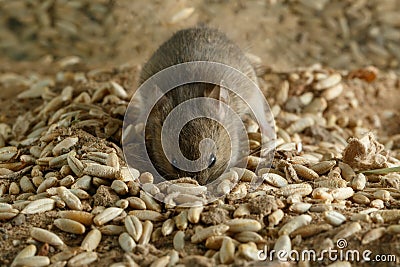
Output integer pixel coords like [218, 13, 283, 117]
[205, 81, 230, 105]
[205, 81, 230, 108]
[205, 81, 230, 119]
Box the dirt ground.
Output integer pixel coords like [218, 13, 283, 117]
[0, 1, 399, 267]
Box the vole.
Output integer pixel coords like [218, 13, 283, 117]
[137, 27, 269, 185]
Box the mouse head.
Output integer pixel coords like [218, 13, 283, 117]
[169, 116, 232, 185]
[145, 83, 245, 185]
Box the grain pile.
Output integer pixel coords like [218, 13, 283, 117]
[0, 57, 399, 267]
[0, 0, 399, 71]
[288, 0, 400, 69]
[0, 0, 118, 61]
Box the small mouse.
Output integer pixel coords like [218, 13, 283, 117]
[138, 27, 264, 185]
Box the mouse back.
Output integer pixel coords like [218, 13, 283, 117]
[139, 27, 258, 85]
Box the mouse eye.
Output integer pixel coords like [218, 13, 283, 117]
[208, 153, 216, 168]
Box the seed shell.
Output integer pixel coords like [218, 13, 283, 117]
[273, 235, 291, 260]
[191, 225, 230, 243]
[238, 242, 259, 261]
[21, 198, 55, 214]
[263, 173, 288, 187]
[58, 211, 94, 226]
[219, 237, 235, 264]
[173, 231, 185, 251]
[129, 210, 164, 222]
[361, 227, 386, 245]
[54, 218, 86, 234]
[13, 256, 50, 267]
[67, 251, 98, 267]
[11, 244, 37, 267]
[119, 232, 136, 252]
[279, 215, 312, 236]
[83, 164, 118, 179]
[324, 211, 347, 226]
[279, 183, 313, 197]
[138, 220, 153, 245]
[125, 215, 143, 242]
[93, 207, 124, 226]
[333, 222, 361, 242]
[31, 227, 64, 246]
[292, 164, 319, 180]
[225, 219, 262, 232]
[57, 186, 82, 211]
[81, 228, 102, 251]
[188, 206, 203, 224]
[162, 219, 175, 237]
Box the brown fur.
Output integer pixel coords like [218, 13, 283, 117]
[139, 27, 258, 185]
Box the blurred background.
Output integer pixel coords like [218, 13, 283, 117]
[0, 0, 399, 72]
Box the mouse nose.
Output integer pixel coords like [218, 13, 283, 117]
[193, 171, 209, 186]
